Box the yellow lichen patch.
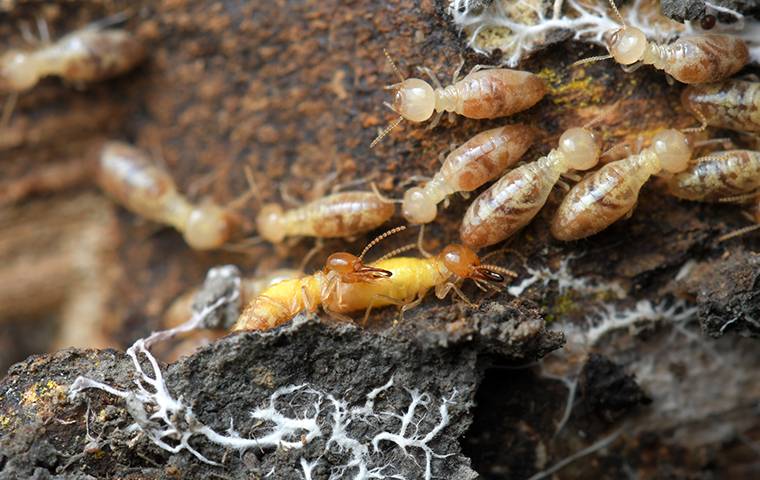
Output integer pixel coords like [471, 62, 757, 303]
[21, 380, 67, 408]
[0, 414, 13, 429]
[537, 68, 603, 108]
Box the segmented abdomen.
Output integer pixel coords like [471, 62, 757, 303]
[57, 30, 146, 82]
[235, 276, 322, 331]
[460, 156, 560, 248]
[656, 35, 748, 84]
[455, 69, 546, 119]
[284, 192, 394, 238]
[96, 141, 178, 222]
[551, 155, 655, 241]
[440, 124, 535, 191]
[681, 80, 760, 133]
[668, 150, 760, 201]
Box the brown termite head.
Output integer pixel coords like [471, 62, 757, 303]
[256, 203, 286, 243]
[557, 127, 601, 170]
[324, 252, 392, 282]
[605, 26, 647, 66]
[438, 244, 512, 283]
[391, 78, 436, 123]
[651, 129, 691, 173]
[184, 203, 238, 250]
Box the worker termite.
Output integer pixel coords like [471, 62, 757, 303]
[402, 123, 536, 224]
[681, 80, 760, 133]
[256, 191, 395, 244]
[233, 231, 516, 331]
[459, 127, 601, 249]
[667, 150, 760, 202]
[371, 51, 547, 147]
[551, 129, 692, 241]
[0, 13, 145, 94]
[96, 141, 246, 250]
[577, 0, 748, 84]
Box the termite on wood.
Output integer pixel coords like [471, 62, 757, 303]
[96, 141, 244, 250]
[0, 14, 145, 93]
[402, 124, 535, 224]
[551, 129, 692, 241]
[460, 127, 601, 249]
[681, 80, 760, 133]
[577, 0, 748, 84]
[668, 150, 760, 202]
[371, 51, 547, 147]
[233, 236, 515, 331]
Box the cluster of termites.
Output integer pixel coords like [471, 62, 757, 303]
[15, 4, 757, 339]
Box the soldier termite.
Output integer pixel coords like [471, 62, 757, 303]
[370, 50, 547, 147]
[96, 141, 247, 251]
[681, 80, 760, 133]
[233, 238, 516, 331]
[0, 13, 145, 94]
[459, 127, 601, 249]
[402, 123, 536, 224]
[575, 0, 748, 84]
[551, 129, 692, 241]
[667, 150, 760, 202]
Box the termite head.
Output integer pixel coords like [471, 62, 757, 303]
[256, 204, 286, 243]
[391, 78, 435, 122]
[558, 127, 601, 170]
[0, 52, 39, 92]
[652, 129, 691, 173]
[440, 244, 514, 283]
[184, 204, 236, 250]
[402, 186, 437, 224]
[324, 252, 392, 282]
[605, 26, 647, 65]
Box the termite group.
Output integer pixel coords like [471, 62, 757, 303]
[14, 6, 758, 339]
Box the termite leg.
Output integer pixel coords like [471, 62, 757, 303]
[399, 175, 433, 188]
[279, 182, 304, 207]
[369, 182, 402, 204]
[556, 179, 572, 192]
[416, 224, 433, 259]
[323, 306, 354, 323]
[361, 293, 417, 326]
[718, 223, 760, 242]
[436, 282, 477, 308]
[718, 191, 760, 203]
[1, 93, 18, 129]
[451, 55, 466, 83]
[621, 61, 643, 74]
[417, 66, 443, 90]
[561, 172, 583, 183]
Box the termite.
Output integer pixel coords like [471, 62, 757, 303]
[551, 129, 692, 241]
[255, 192, 395, 244]
[402, 124, 536, 224]
[371, 51, 547, 147]
[165, 268, 303, 329]
[96, 141, 244, 250]
[459, 127, 601, 249]
[681, 80, 760, 133]
[233, 233, 515, 331]
[667, 150, 760, 202]
[577, 0, 748, 84]
[0, 14, 145, 94]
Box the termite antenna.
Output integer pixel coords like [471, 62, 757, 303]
[359, 225, 407, 261]
[570, 54, 613, 68]
[370, 116, 404, 148]
[374, 243, 417, 262]
[607, 0, 625, 24]
[583, 100, 620, 129]
[718, 223, 760, 242]
[383, 48, 406, 83]
[416, 224, 432, 258]
[86, 10, 134, 31]
[718, 192, 759, 203]
[681, 107, 708, 133]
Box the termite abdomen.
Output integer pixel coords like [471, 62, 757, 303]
[681, 80, 760, 133]
[668, 150, 760, 201]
